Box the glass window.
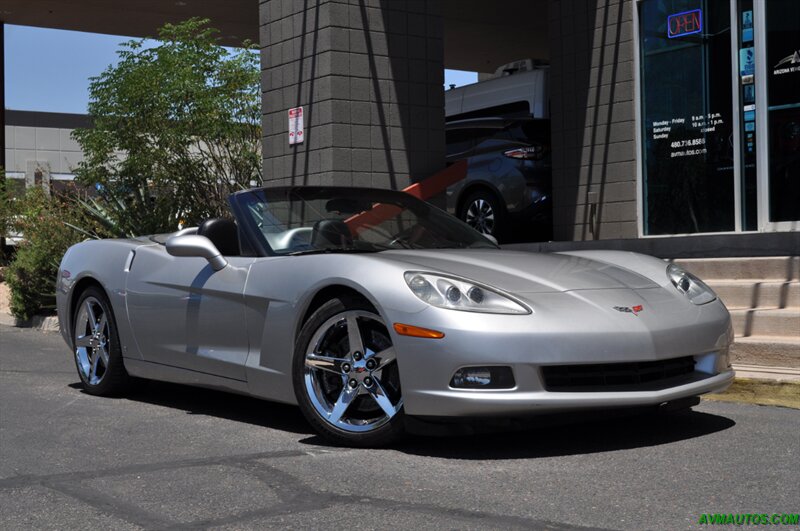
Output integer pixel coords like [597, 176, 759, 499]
[765, 0, 800, 223]
[639, 0, 735, 235]
[509, 120, 551, 146]
[445, 129, 484, 157]
[737, 0, 758, 230]
[231, 187, 497, 256]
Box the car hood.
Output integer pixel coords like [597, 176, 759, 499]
[380, 249, 660, 293]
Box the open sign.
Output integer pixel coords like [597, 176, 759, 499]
[668, 9, 702, 39]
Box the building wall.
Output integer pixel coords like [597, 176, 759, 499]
[3, 111, 91, 177]
[4, 124, 84, 175]
[259, 0, 445, 190]
[548, 0, 638, 241]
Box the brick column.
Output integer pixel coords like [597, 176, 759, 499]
[548, 0, 638, 240]
[259, 0, 445, 190]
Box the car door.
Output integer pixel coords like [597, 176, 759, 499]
[445, 126, 495, 213]
[124, 244, 255, 381]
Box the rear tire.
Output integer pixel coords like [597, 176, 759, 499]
[293, 296, 405, 447]
[459, 190, 509, 242]
[72, 286, 130, 396]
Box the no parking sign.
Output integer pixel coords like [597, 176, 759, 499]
[288, 107, 304, 145]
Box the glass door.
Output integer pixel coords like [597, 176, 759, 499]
[639, 0, 735, 235]
[757, 0, 800, 229]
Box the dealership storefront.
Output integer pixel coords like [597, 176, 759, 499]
[638, 0, 800, 236]
[1, 0, 798, 253]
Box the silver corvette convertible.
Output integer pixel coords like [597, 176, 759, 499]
[57, 186, 734, 446]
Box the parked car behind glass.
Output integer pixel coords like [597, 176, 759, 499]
[445, 116, 552, 243]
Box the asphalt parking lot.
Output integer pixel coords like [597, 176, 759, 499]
[1, 324, 798, 531]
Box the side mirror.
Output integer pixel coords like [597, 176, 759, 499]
[484, 234, 499, 246]
[166, 234, 228, 271]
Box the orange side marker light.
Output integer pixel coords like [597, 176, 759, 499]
[393, 323, 445, 339]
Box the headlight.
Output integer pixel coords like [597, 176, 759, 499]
[403, 272, 530, 314]
[666, 264, 716, 305]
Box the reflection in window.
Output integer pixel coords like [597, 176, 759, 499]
[639, 0, 734, 235]
[766, 0, 800, 223]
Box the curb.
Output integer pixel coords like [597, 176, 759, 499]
[732, 363, 800, 383]
[0, 312, 60, 332]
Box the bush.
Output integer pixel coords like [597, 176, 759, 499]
[0, 168, 13, 257]
[5, 188, 88, 320]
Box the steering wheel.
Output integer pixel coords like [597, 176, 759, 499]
[388, 224, 426, 249]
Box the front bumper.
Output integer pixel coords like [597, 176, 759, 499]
[406, 370, 734, 417]
[387, 289, 734, 417]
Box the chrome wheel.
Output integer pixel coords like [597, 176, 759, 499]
[303, 310, 402, 433]
[465, 198, 495, 234]
[74, 296, 110, 386]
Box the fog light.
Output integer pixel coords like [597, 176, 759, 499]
[694, 353, 716, 374]
[450, 366, 515, 389]
[452, 367, 491, 387]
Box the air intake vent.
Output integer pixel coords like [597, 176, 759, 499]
[541, 356, 696, 392]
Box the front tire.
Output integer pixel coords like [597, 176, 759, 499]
[293, 296, 405, 447]
[72, 286, 130, 396]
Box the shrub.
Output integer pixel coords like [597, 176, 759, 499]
[5, 188, 89, 320]
[0, 168, 14, 256]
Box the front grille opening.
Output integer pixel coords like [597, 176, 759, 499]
[541, 356, 697, 392]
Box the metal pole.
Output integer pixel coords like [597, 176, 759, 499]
[729, 0, 742, 233]
[753, 0, 769, 231]
[1, 21, 6, 252]
[0, 22, 5, 171]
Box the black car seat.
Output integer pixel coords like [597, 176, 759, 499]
[197, 218, 241, 256]
[311, 219, 354, 249]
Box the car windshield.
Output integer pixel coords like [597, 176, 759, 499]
[230, 187, 498, 255]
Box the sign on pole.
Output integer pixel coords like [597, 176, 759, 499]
[288, 107, 304, 145]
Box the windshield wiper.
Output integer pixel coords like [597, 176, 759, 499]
[287, 248, 379, 256]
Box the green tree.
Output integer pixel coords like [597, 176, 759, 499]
[73, 18, 261, 236]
